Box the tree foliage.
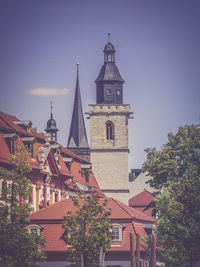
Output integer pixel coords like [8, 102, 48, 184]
[0, 146, 46, 267]
[143, 124, 200, 267]
[143, 124, 200, 193]
[62, 184, 113, 267]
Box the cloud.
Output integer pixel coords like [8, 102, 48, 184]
[28, 87, 70, 97]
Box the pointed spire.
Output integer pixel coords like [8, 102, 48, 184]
[67, 63, 89, 149]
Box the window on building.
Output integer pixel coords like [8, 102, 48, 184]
[27, 224, 43, 235]
[1, 180, 7, 200]
[6, 138, 15, 154]
[26, 142, 34, 158]
[63, 157, 73, 171]
[23, 137, 35, 158]
[117, 89, 121, 96]
[112, 223, 125, 241]
[4, 134, 17, 154]
[30, 228, 38, 234]
[66, 162, 71, 171]
[107, 89, 112, 95]
[106, 121, 114, 141]
[55, 149, 60, 165]
[55, 191, 59, 202]
[112, 226, 120, 241]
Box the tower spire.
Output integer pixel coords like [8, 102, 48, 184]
[108, 32, 111, 42]
[50, 101, 53, 119]
[45, 102, 59, 141]
[67, 63, 90, 160]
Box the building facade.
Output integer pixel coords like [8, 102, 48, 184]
[88, 38, 132, 204]
[0, 110, 96, 212]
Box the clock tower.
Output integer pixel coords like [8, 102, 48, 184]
[88, 35, 132, 204]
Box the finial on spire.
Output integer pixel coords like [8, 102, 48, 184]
[50, 101, 53, 119]
[108, 32, 111, 42]
[76, 62, 80, 75]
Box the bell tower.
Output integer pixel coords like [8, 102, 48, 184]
[45, 102, 59, 141]
[96, 33, 124, 105]
[88, 35, 132, 204]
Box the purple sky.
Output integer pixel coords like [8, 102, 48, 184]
[0, 0, 200, 168]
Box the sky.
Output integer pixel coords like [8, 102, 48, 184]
[0, 0, 200, 169]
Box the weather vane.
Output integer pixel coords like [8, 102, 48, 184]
[108, 32, 111, 42]
[50, 101, 53, 118]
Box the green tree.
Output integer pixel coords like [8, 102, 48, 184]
[62, 184, 113, 267]
[143, 124, 200, 267]
[0, 146, 46, 267]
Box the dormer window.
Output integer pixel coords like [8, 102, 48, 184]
[27, 224, 44, 235]
[22, 137, 35, 158]
[30, 228, 38, 234]
[4, 133, 17, 154]
[112, 223, 125, 241]
[13, 120, 32, 132]
[55, 149, 60, 165]
[106, 121, 114, 141]
[63, 157, 73, 171]
[113, 226, 120, 240]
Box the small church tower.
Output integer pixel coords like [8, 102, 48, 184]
[67, 63, 90, 161]
[88, 34, 132, 204]
[45, 102, 59, 141]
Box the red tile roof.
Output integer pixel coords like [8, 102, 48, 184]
[30, 197, 151, 252]
[129, 190, 155, 219]
[129, 190, 155, 206]
[0, 110, 45, 140]
[111, 198, 155, 223]
[30, 197, 155, 223]
[41, 224, 67, 251]
[0, 110, 89, 165]
[39, 221, 147, 252]
[0, 133, 10, 164]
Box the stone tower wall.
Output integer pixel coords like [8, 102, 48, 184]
[88, 104, 131, 204]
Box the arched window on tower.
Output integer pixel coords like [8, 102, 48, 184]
[106, 121, 114, 141]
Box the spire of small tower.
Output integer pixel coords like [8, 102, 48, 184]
[45, 101, 59, 141]
[67, 63, 89, 152]
[50, 101, 53, 119]
[108, 32, 111, 42]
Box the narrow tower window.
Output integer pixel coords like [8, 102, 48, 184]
[106, 121, 114, 141]
[108, 54, 112, 62]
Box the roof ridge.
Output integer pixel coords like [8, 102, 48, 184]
[114, 198, 155, 222]
[0, 113, 17, 132]
[110, 198, 133, 218]
[30, 198, 71, 216]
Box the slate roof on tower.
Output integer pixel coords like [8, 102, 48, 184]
[95, 62, 124, 82]
[95, 41, 124, 83]
[67, 63, 89, 149]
